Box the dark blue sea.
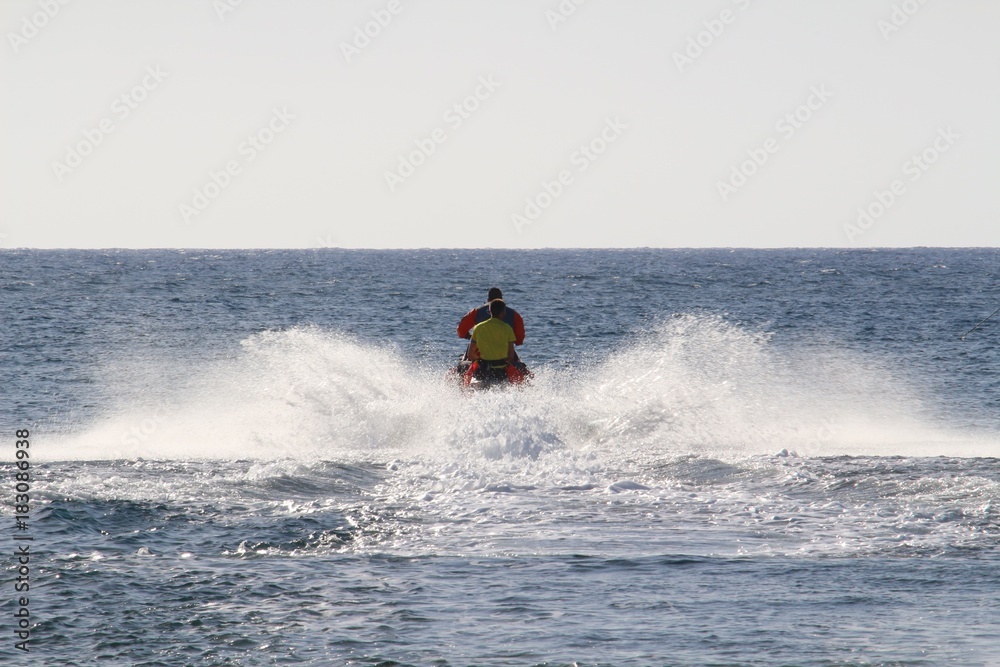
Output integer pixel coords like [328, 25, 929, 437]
[2, 248, 999, 666]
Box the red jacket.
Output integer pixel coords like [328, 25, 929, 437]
[458, 304, 525, 345]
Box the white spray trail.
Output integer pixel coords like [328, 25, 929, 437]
[44, 317, 999, 464]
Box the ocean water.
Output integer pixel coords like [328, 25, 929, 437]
[2, 248, 999, 666]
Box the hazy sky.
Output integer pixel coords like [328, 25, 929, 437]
[2, 0, 998, 248]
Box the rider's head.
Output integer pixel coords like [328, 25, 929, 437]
[487, 287, 503, 301]
[489, 299, 506, 318]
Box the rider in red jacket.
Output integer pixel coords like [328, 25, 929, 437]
[457, 287, 525, 346]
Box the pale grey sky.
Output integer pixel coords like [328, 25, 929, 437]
[2, 0, 997, 248]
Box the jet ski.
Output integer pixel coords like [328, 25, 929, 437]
[452, 347, 531, 391]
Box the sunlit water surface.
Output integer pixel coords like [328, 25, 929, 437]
[3, 248, 999, 666]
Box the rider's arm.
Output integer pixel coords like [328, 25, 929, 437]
[505, 342, 515, 362]
[457, 309, 477, 339]
[468, 340, 481, 361]
[512, 312, 525, 345]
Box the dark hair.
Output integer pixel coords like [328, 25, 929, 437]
[487, 287, 503, 301]
[489, 299, 506, 318]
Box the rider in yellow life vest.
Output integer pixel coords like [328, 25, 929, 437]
[468, 299, 517, 385]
